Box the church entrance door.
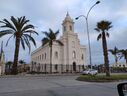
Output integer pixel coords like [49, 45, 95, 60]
[73, 62, 76, 71]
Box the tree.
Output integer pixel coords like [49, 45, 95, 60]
[108, 46, 119, 65]
[19, 60, 26, 72]
[19, 60, 25, 64]
[95, 20, 112, 76]
[42, 29, 63, 73]
[6, 61, 13, 74]
[119, 49, 127, 65]
[0, 16, 38, 75]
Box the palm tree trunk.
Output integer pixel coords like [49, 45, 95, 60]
[50, 44, 52, 73]
[115, 55, 118, 65]
[12, 37, 20, 75]
[125, 56, 127, 65]
[102, 32, 110, 77]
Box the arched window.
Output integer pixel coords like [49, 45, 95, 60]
[55, 51, 58, 59]
[64, 26, 66, 31]
[42, 54, 43, 60]
[38, 56, 39, 61]
[81, 54, 84, 60]
[45, 53, 46, 59]
[55, 64, 58, 71]
[72, 51, 76, 59]
[40, 55, 41, 60]
[70, 25, 72, 31]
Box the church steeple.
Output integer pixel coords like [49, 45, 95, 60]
[62, 12, 74, 33]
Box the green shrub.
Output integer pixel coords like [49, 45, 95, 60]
[77, 74, 127, 82]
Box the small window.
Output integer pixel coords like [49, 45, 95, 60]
[64, 26, 66, 31]
[45, 53, 46, 59]
[72, 51, 76, 59]
[81, 54, 84, 60]
[55, 51, 58, 59]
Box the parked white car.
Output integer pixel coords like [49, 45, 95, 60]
[82, 69, 98, 75]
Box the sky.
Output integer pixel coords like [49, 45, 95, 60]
[0, 0, 127, 65]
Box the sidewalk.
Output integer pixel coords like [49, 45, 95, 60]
[0, 73, 80, 78]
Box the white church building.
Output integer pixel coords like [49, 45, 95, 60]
[31, 13, 87, 73]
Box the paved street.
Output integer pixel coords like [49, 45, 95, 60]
[0, 74, 123, 96]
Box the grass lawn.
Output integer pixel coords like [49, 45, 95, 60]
[77, 74, 127, 82]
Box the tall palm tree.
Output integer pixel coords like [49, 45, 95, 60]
[119, 49, 127, 65]
[0, 16, 38, 75]
[108, 47, 119, 65]
[42, 28, 63, 73]
[95, 20, 112, 77]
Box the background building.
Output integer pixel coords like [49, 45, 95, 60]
[31, 13, 87, 73]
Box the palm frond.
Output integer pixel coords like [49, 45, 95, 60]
[106, 32, 109, 38]
[6, 34, 14, 46]
[42, 37, 49, 46]
[10, 16, 18, 30]
[0, 30, 13, 37]
[0, 19, 16, 31]
[22, 35, 31, 53]
[23, 34, 36, 47]
[55, 40, 64, 46]
[94, 28, 100, 32]
[21, 24, 34, 32]
[108, 49, 113, 53]
[97, 34, 102, 41]
[20, 37, 25, 50]
[24, 30, 39, 35]
[55, 30, 59, 37]
[96, 20, 112, 32]
[43, 31, 50, 39]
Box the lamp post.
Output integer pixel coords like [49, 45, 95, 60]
[75, 1, 100, 69]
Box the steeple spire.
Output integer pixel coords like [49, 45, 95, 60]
[64, 11, 72, 22]
[66, 11, 69, 16]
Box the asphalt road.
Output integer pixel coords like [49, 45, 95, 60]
[0, 74, 125, 96]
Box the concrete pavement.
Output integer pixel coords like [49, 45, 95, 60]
[0, 75, 124, 96]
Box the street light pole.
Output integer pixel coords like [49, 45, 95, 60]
[75, 1, 100, 69]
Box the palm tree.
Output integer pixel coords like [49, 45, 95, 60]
[95, 20, 112, 76]
[42, 28, 63, 73]
[0, 16, 38, 75]
[119, 49, 127, 65]
[108, 47, 119, 65]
